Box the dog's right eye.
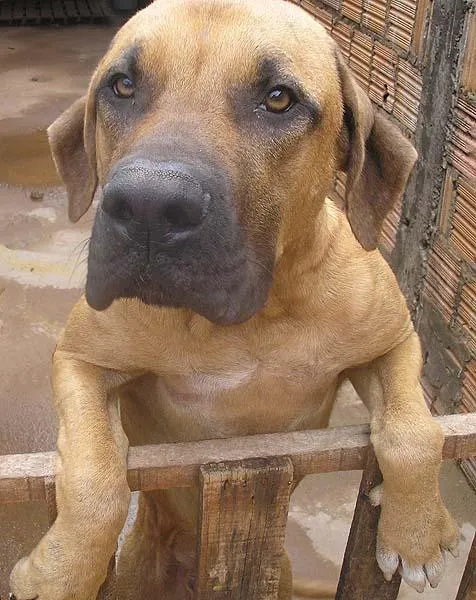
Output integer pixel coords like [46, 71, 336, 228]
[111, 74, 135, 99]
[259, 86, 297, 114]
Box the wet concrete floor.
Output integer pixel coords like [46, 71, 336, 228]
[0, 25, 474, 599]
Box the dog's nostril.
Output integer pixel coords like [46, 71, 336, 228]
[163, 203, 198, 228]
[161, 193, 207, 228]
[103, 195, 134, 221]
[114, 198, 134, 221]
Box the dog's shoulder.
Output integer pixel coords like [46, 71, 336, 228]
[291, 198, 413, 359]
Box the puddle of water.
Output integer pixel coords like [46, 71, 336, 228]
[0, 129, 60, 186]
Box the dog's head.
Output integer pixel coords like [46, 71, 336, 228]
[49, 0, 417, 324]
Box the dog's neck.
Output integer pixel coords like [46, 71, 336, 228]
[277, 193, 339, 267]
[267, 196, 342, 315]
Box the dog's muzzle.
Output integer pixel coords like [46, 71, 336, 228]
[85, 153, 274, 323]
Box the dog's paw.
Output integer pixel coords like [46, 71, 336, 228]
[370, 483, 459, 593]
[11, 555, 68, 600]
[10, 549, 103, 600]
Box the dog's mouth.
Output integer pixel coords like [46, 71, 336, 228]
[85, 232, 273, 325]
[84, 158, 274, 324]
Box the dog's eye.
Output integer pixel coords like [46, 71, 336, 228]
[112, 74, 135, 99]
[259, 87, 296, 113]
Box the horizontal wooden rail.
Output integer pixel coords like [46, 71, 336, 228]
[1, 413, 475, 504]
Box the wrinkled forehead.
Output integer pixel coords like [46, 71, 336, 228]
[96, 0, 337, 99]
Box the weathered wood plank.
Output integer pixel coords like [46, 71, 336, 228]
[0, 451, 57, 503]
[45, 475, 57, 525]
[51, 0, 66, 22]
[0, 414, 475, 503]
[39, 0, 53, 22]
[196, 457, 293, 600]
[97, 554, 117, 600]
[12, 0, 25, 23]
[336, 450, 401, 600]
[456, 533, 476, 600]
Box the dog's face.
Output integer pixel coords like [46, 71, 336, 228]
[49, 0, 417, 324]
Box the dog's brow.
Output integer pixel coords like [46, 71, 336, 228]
[257, 57, 299, 88]
[99, 46, 141, 86]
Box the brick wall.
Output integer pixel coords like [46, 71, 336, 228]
[292, 0, 425, 255]
[293, 0, 476, 486]
[419, 6, 475, 484]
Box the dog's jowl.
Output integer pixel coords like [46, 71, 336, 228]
[10, 1, 459, 599]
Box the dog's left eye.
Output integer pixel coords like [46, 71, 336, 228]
[259, 86, 296, 113]
[111, 74, 135, 98]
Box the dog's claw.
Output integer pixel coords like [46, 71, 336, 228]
[368, 483, 384, 507]
[399, 560, 426, 593]
[447, 544, 460, 558]
[424, 553, 445, 589]
[376, 540, 399, 582]
[9, 594, 17, 600]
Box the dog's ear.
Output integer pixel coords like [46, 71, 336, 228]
[48, 95, 97, 222]
[335, 49, 418, 251]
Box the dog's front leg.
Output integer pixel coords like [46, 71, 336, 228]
[349, 332, 459, 593]
[10, 351, 131, 600]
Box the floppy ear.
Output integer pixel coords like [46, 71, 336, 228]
[47, 96, 98, 222]
[335, 49, 418, 251]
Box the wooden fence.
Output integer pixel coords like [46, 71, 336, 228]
[1, 413, 475, 599]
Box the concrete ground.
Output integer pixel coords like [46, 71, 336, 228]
[0, 26, 474, 599]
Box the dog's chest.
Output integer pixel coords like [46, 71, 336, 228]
[150, 342, 340, 438]
[166, 367, 258, 395]
[161, 343, 323, 397]
[156, 324, 341, 402]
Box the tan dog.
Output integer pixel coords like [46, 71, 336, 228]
[10, 1, 459, 598]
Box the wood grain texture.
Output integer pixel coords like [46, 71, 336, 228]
[1, 413, 475, 503]
[456, 533, 476, 600]
[45, 475, 57, 525]
[97, 555, 117, 600]
[196, 457, 293, 600]
[336, 450, 401, 600]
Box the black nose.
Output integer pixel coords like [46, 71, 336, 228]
[102, 160, 210, 242]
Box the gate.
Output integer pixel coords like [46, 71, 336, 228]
[1, 413, 475, 599]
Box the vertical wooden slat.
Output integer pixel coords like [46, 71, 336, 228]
[196, 457, 293, 600]
[456, 533, 476, 600]
[97, 555, 117, 600]
[336, 450, 401, 600]
[45, 476, 57, 525]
